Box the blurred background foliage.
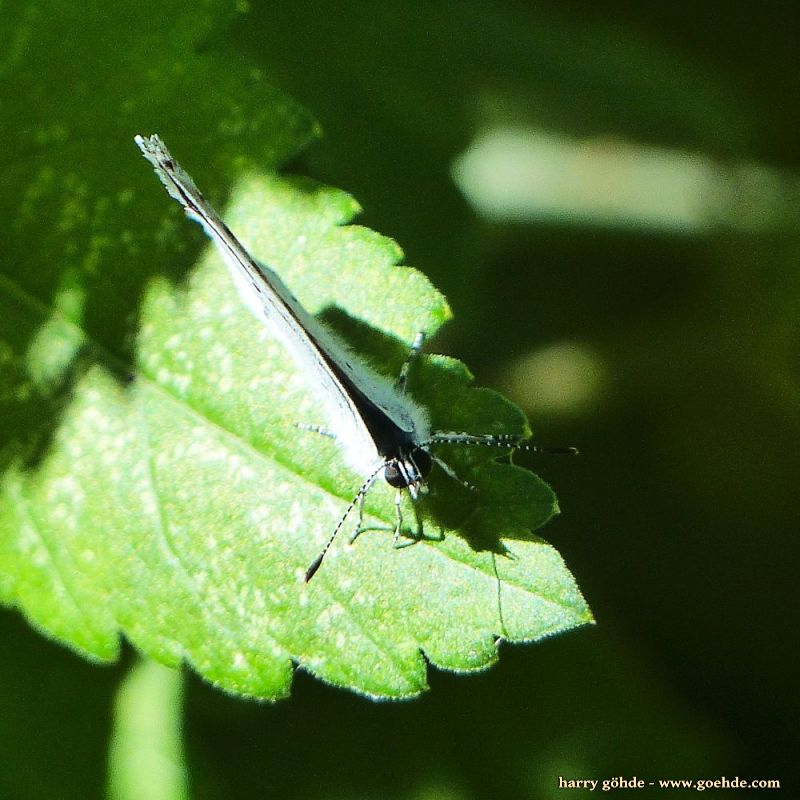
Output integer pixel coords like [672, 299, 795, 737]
[1, 1, 798, 798]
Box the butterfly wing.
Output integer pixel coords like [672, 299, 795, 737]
[135, 135, 428, 476]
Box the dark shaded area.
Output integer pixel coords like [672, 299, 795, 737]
[467, 221, 800, 785]
[0, 611, 123, 800]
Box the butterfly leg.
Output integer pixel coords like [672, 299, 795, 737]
[349, 490, 369, 544]
[348, 482, 429, 549]
[391, 490, 428, 549]
[391, 490, 404, 546]
[395, 332, 426, 395]
[350, 488, 401, 542]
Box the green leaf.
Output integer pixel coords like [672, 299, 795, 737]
[0, 0, 591, 700]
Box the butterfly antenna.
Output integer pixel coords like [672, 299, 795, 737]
[304, 464, 385, 582]
[422, 432, 578, 456]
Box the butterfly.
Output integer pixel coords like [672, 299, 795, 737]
[135, 135, 574, 579]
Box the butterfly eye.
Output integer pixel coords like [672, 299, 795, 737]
[384, 462, 407, 489]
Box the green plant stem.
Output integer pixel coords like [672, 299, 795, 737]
[108, 658, 189, 800]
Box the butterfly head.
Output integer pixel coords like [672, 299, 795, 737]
[383, 446, 433, 500]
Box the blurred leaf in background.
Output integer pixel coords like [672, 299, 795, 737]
[2, 0, 798, 798]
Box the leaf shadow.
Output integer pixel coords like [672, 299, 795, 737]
[0, 135, 222, 478]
